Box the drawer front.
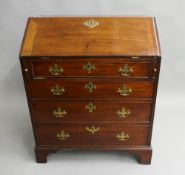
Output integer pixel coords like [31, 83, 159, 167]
[32, 101, 152, 123]
[31, 61, 152, 78]
[36, 124, 149, 146]
[28, 79, 154, 99]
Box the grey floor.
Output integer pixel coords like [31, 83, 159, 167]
[0, 0, 185, 174]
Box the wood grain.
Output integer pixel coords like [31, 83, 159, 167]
[28, 79, 154, 99]
[31, 60, 151, 78]
[20, 17, 161, 57]
[36, 123, 149, 146]
[31, 101, 152, 123]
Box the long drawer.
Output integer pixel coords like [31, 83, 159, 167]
[28, 79, 154, 99]
[31, 101, 152, 123]
[30, 59, 152, 78]
[36, 124, 149, 146]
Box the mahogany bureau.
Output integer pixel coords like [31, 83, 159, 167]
[19, 17, 161, 164]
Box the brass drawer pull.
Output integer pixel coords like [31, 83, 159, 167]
[51, 84, 65, 95]
[56, 130, 70, 140]
[118, 85, 132, 96]
[49, 64, 64, 75]
[53, 107, 67, 118]
[116, 132, 129, 141]
[85, 102, 96, 113]
[86, 126, 100, 134]
[118, 64, 133, 76]
[83, 62, 95, 73]
[117, 107, 130, 118]
[84, 82, 96, 92]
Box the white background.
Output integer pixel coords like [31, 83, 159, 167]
[0, 0, 185, 174]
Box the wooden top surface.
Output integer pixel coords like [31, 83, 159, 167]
[20, 17, 161, 57]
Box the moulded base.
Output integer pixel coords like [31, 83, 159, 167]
[35, 146, 152, 164]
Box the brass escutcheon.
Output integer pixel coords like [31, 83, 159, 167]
[84, 82, 96, 93]
[83, 62, 95, 73]
[85, 103, 96, 113]
[83, 19, 99, 28]
[86, 126, 100, 134]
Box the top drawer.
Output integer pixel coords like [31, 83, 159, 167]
[29, 59, 153, 79]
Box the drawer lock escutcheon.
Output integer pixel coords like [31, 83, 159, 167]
[116, 132, 129, 141]
[118, 85, 132, 96]
[118, 64, 133, 76]
[51, 84, 65, 95]
[49, 64, 64, 75]
[84, 82, 96, 92]
[117, 108, 131, 118]
[56, 130, 70, 140]
[53, 107, 67, 118]
[83, 62, 95, 73]
[86, 126, 100, 134]
[85, 103, 96, 113]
